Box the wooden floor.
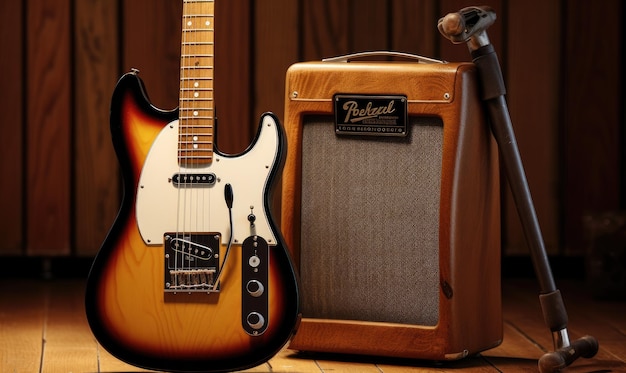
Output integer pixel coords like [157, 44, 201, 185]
[1, 277, 624, 373]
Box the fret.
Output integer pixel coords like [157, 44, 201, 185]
[182, 15, 214, 19]
[178, 136, 213, 148]
[180, 76, 213, 81]
[178, 153, 213, 158]
[181, 69, 213, 73]
[180, 99, 213, 104]
[178, 107, 213, 114]
[179, 124, 214, 129]
[183, 18, 213, 24]
[180, 70, 214, 77]
[179, 157, 213, 164]
[180, 105, 214, 110]
[181, 33, 214, 42]
[178, 147, 213, 153]
[179, 97, 213, 102]
[180, 63, 214, 68]
[179, 117, 214, 121]
[179, 131, 213, 135]
[181, 45, 214, 53]
[180, 92, 213, 97]
[179, 128, 212, 132]
[179, 83, 213, 90]
[184, 29, 215, 33]
[178, 156, 213, 167]
[180, 90, 213, 100]
[179, 109, 214, 116]
[179, 125, 214, 129]
[179, 135, 213, 142]
[178, 146, 213, 152]
[180, 115, 215, 121]
[179, 144, 213, 148]
[181, 46, 214, 52]
[182, 42, 214, 47]
[181, 39, 214, 45]
[180, 62, 214, 69]
[180, 87, 213, 91]
[179, 141, 213, 145]
[180, 69, 214, 72]
[178, 136, 213, 143]
[179, 156, 213, 161]
[181, 54, 214, 58]
[179, 120, 214, 127]
[180, 71, 214, 80]
[179, 127, 214, 132]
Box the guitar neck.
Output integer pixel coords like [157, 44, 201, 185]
[179, 0, 215, 167]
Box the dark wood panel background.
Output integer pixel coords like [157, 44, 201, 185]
[0, 0, 623, 262]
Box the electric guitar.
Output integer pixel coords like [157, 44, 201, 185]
[85, 1, 300, 371]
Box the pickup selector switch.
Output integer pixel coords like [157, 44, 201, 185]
[248, 213, 256, 225]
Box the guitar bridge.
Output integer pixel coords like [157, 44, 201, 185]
[164, 232, 221, 293]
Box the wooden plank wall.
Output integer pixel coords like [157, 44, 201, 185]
[0, 0, 623, 260]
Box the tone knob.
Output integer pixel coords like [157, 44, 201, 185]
[246, 312, 265, 330]
[246, 280, 265, 297]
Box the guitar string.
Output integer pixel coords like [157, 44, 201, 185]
[205, 0, 215, 289]
[206, 1, 214, 288]
[194, 0, 206, 286]
[176, 0, 187, 286]
[179, 0, 195, 285]
[185, 1, 193, 281]
[187, 0, 202, 284]
[202, 0, 214, 288]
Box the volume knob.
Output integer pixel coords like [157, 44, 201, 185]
[246, 312, 265, 330]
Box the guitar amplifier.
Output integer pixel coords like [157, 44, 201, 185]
[280, 53, 502, 360]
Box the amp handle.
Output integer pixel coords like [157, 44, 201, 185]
[322, 51, 444, 64]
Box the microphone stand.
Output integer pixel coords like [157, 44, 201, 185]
[437, 6, 598, 372]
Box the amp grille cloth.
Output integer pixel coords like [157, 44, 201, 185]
[300, 115, 443, 326]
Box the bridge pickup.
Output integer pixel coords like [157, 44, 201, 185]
[172, 173, 216, 187]
[164, 232, 221, 293]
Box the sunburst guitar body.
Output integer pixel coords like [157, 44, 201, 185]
[85, 1, 300, 372]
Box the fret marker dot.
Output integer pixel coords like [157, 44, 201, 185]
[193, 111, 199, 116]
[206, 21, 211, 26]
[193, 136, 198, 141]
[194, 92, 199, 98]
[194, 82, 199, 88]
[187, 21, 192, 26]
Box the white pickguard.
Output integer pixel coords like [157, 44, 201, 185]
[136, 114, 280, 246]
